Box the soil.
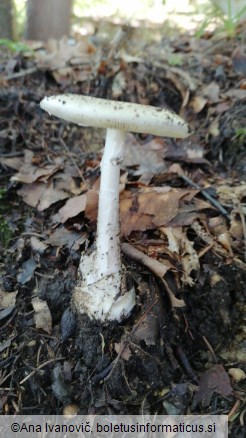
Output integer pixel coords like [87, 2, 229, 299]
[0, 21, 246, 437]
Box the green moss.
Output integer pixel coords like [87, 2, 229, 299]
[0, 38, 33, 53]
[234, 128, 246, 144]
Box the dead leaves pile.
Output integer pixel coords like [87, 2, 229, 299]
[1, 30, 246, 358]
[1, 129, 245, 322]
[1, 25, 246, 419]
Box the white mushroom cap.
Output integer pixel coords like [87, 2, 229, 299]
[40, 94, 190, 138]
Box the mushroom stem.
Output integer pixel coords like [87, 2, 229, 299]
[74, 128, 135, 322]
[96, 128, 125, 279]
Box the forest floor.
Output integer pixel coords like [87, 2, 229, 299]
[0, 19, 246, 437]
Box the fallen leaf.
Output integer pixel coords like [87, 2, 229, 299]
[11, 150, 63, 184]
[0, 289, 17, 308]
[222, 89, 246, 99]
[208, 117, 220, 137]
[84, 188, 99, 224]
[45, 227, 86, 250]
[17, 258, 37, 284]
[114, 342, 132, 361]
[38, 185, 69, 211]
[32, 297, 52, 334]
[216, 184, 246, 207]
[163, 138, 207, 165]
[120, 187, 199, 236]
[193, 364, 232, 406]
[0, 307, 15, 321]
[57, 194, 87, 223]
[132, 314, 159, 346]
[36, 36, 94, 84]
[201, 82, 220, 103]
[17, 182, 69, 210]
[0, 156, 24, 170]
[160, 227, 200, 286]
[17, 183, 46, 208]
[0, 337, 14, 352]
[190, 95, 207, 113]
[30, 236, 49, 254]
[0, 288, 17, 321]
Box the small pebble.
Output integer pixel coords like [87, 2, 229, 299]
[228, 368, 246, 382]
[63, 404, 79, 418]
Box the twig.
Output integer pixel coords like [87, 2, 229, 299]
[122, 242, 185, 307]
[228, 400, 241, 421]
[180, 174, 230, 218]
[35, 272, 55, 279]
[19, 357, 64, 385]
[0, 371, 15, 386]
[21, 232, 46, 238]
[6, 67, 38, 80]
[202, 335, 217, 362]
[174, 345, 198, 382]
[0, 309, 18, 331]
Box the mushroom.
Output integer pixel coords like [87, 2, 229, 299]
[40, 94, 190, 322]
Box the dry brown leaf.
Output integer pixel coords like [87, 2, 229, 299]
[35, 37, 94, 84]
[208, 117, 220, 137]
[32, 185, 68, 210]
[32, 297, 52, 334]
[163, 138, 207, 165]
[160, 227, 200, 286]
[229, 216, 244, 241]
[163, 65, 197, 108]
[189, 95, 207, 113]
[114, 342, 132, 361]
[17, 182, 69, 211]
[84, 188, 99, 224]
[11, 150, 63, 184]
[45, 228, 87, 250]
[120, 187, 198, 236]
[201, 82, 220, 103]
[30, 236, 49, 254]
[0, 289, 17, 308]
[0, 156, 24, 171]
[17, 183, 46, 208]
[36, 37, 94, 69]
[193, 365, 232, 407]
[222, 89, 246, 99]
[216, 184, 246, 207]
[132, 314, 159, 346]
[57, 194, 87, 223]
[17, 258, 37, 284]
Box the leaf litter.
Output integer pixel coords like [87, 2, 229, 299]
[0, 19, 246, 436]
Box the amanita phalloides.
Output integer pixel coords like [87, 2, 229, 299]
[40, 94, 190, 322]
